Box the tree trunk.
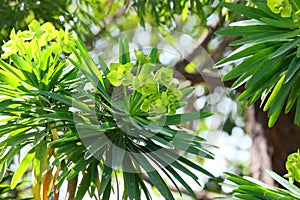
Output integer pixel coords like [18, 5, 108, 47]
[246, 102, 300, 185]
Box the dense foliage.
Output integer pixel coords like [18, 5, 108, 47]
[0, 21, 216, 200]
[216, 0, 300, 199]
[216, 0, 300, 127]
[220, 169, 300, 200]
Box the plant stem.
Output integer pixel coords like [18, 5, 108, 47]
[65, 174, 79, 200]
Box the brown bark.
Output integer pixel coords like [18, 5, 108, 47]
[246, 102, 300, 185]
[65, 175, 78, 200]
[246, 103, 274, 185]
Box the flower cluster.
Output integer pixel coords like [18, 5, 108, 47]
[267, 0, 292, 18]
[107, 49, 183, 115]
[2, 20, 74, 59]
[285, 149, 300, 183]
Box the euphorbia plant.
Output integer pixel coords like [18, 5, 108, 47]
[218, 151, 300, 200]
[0, 20, 78, 199]
[65, 38, 216, 199]
[0, 21, 216, 199]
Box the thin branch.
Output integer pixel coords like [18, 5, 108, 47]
[94, 194, 99, 200]
[65, 174, 79, 200]
[173, 13, 241, 90]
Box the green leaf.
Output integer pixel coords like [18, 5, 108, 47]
[260, 18, 299, 29]
[267, 170, 300, 196]
[111, 135, 125, 170]
[11, 55, 39, 87]
[270, 38, 300, 59]
[225, 173, 257, 186]
[159, 111, 213, 126]
[135, 49, 149, 63]
[247, 87, 265, 106]
[148, 47, 158, 64]
[237, 185, 280, 199]
[34, 140, 47, 182]
[0, 161, 7, 182]
[220, 2, 270, 20]
[290, 0, 300, 11]
[268, 105, 282, 127]
[253, 1, 284, 19]
[263, 75, 285, 112]
[245, 53, 286, 91]
[295, 98, 300, 125]
[99, 122, 116, 131]
[50, 136, 79, 148]
[147, 170, 175, 200]
[11, 148, 35, 189]
[101, 179, 112, 200]
[166, 165, 197, 199]
[268, 75, 296, 116]
[98, 55, 110, 76]
[285, 76, 300, 113]
[222, 46, 276, 81]
[39, 91, 91, 113]
[230, 29, 300, 46]
[130, 149, 175, 199]
[98, 55, 110, 90]
[74, 168, 91, 200]
[0, 70, 22, 88]
[181, 87, 194, 99]
[67, 156, 92, 180]
[297, 45, 300, 58]
[10, 54, 32, 72]
[123, 171, 138, 200]
[216, 25, 280, 36]
[119, 38, 130, 64]
[73, 39, 106, 89]
[99, 156, 112, 196]
[89, 161, 99, 198]
[284, 57, 300, 84]
[151, 135, 174, 149]
[39, 112, 74, 122]
[178, 156, 215, 178]
[84, 136, 108, 160]
[47, 60, 67, 90]
[215, 42, 276, 67]
[0, 59, 25, 81]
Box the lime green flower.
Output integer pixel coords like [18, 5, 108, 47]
[152, 99, 166, 114]
[137, 82, 157, 95]
[134, 73, 158, 95]
[140, 99, 151, 112]
[167, 83, 183, 102]
[161, 91, 169, 106]
[138, 73, 154, 85]
[1, 20, 74, 59]
[107, 63, 134, 86]
[293, 9, 300, 22]
[107, 48, 185, 116]
[267, 0, 292, 18]
[154, 67, 174, 86]
[285, 150, 300, 183]
[167, 104, 176, 115]
[140, 63, 156, 74]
